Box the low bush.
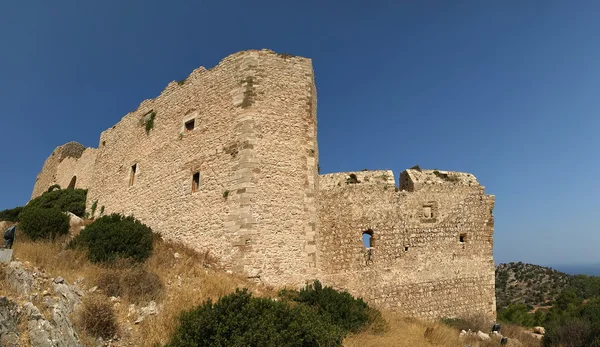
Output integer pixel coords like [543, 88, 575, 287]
[18, 207, 69, 240]
[0, 206, 23, 222]
[97, 266, 164, 304]
[166, 288, 344, 347]
[26, 188, 87, 217]
[283, 280, 373, 333]
[497, 303, 546, 327]
[69, 213, 154, 264]
[543, 317, 594, 347]
[77, 294, 118, 339]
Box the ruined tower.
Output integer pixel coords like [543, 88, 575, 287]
[31, 49, 495, 320]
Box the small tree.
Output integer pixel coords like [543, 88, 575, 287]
[27, 188, 87, 217]
[0, 206, 23, 222]
[289, 280, 372, 333]
[19, 207, 70, 240]
[166, 288, 343, 347]
[69, 213, 154, 264]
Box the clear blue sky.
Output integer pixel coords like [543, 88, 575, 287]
[1, 1, 599, 266]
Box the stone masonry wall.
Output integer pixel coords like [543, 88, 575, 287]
[316, 169, 496, 320]
[84, 50, 316, 286]
[30, 49, 496, 320]
[31, 142, 97, 199]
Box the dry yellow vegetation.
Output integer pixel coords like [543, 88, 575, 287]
[5, 231, 540, 347]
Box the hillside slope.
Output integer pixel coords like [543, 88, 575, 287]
[495, 262, 570, 310]
[0, 229, 539, 346]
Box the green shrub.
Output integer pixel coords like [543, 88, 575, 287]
[144, 111, 156, 134]
[26, 188, 87, 217]
[286, 280, 372, 333]
[91, 200, 98, 218]
[69, 213, 154, 264]
[497, 303, 540, 327]
[166, 288, 344, 347]
[0, 206, 23, 222]
[543, 317, 593, 347]
[19, 207, 69, 240]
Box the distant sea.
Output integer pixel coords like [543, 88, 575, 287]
[545, 264, 600, 277]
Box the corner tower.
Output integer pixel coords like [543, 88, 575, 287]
[85, 50, 318, 286]
[31, 142, 97, 199]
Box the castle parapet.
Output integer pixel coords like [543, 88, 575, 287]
[400, 168, 482, 192]
[319, 170, 395, 190]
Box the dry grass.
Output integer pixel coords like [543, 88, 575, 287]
[345, 314, 476, 347]
[96, 265, 164, 304]
[75, 293, 119, 340]
[345, 313, 541, 347]
[9, 230, 540, 347]
[501, 323, 544, 346]
[11, 232, 277, 347]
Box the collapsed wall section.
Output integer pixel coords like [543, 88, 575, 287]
[316, 169, 496, 320]
[31, 142, 98, 199]
[86, 50, 317, 286]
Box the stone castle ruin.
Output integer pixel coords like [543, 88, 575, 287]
[31, 49, 496, 320]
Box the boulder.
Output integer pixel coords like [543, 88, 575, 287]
[533, 326, 545, 335]
[24, 302, 54, 347]
[6, 261, 37, 295]
[0, 296, 20, 342]
[65, 212, 84, 231]
[477, 330, 490, 340]
[1, 332, 19, 347]
[134, 301, 158, 324]
[50, 301, 81, 346]
[53, 282, 83, 314]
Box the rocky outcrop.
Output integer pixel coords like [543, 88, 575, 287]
[1, 261, 83, 346]
[6, 261, 37, 295]
[0, 296, 20, 347]
[66, 212, 84, 233]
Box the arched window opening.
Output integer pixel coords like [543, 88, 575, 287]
[67, 176, 77, 189]
[362, 230, 373, 248]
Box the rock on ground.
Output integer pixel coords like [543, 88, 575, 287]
[1, 261, 83, 346]
[6, 261, 37, 295]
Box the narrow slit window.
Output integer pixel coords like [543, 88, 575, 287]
[185, 119, 195, 133]
[192, 172, 200, 193]
[459, 233, 467, 243]
[67, 176, 77, 189]
[362, 230, 373, 248]
[129, 164, 137, 186]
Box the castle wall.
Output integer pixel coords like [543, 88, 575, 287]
[316, 169, 496, 320]
[30, 49, 497, 320]
[31, 142, 97, 199]
[85, 50, 316, 286]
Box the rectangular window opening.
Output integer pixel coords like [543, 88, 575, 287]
[459, 233, 467, 243]
[404, 246, 409, 252]
[129, 164, 137, 186]
[185, 119, 195, 133]
[192, 172, 200, 193]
